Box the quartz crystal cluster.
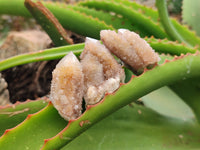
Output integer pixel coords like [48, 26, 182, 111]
[101, 29, 160, 70]
[50, 52, 84, 120]
[80, 38, 125, 105]
[50, 29, 160, 120]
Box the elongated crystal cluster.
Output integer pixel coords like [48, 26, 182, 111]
[80, 38, 125, 105]
[100, 29, 160, 70]
[50, 29, 160, 121]
[50, 52, 84, 120]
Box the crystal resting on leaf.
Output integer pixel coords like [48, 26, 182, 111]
[50, 29, 160, 120]
[80, 37, 125, 105]
[100, 29, 160, 71]
[50, 52, 84, 121]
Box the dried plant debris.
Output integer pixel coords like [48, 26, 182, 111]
[50, 29, 160, 121]
[80, 38, 125, 105]
[50, 52, 84, 120]
[100, 29, 160, 71]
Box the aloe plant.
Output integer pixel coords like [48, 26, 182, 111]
[182, 0, 200, 36]
[0, 0, 200, 149]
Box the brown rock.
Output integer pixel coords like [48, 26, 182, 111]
[0, 30, 51, 60]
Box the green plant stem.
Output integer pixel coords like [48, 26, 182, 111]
[0, 44, 84, 71]
[155, 0, 190, 46]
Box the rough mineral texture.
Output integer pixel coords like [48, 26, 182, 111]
[50, 29, 160, 120]
[50, 52, 84, 120]
[0, 30, 51, 60]
[81, 38, 125, 81]
[80, 38, 125, 105]
[100, 29, 160, 70]
[0, 73, 10, 105]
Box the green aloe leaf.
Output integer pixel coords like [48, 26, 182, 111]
[67, 5, 150, 37]
[42, 53, 200, 150]
[0, 0, 200, 149]
[170, 78, 200, 122]
[0, 103, 67, 150]
[1, 54, 200, 149]
[25, 0, 73, 46]
[0, 43, 84, 71]
[0, 0, 200, 46]
[0, 0, 113, 39]
[0, 99, 48, 136]
[142, 86, 195, 122]
[79, 0, 168, 39]
[63, 104, 200, 150]
[182, 0, 200, 36]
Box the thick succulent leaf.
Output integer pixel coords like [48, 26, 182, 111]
[145, 37, 197, 55]
[182, 0, 200, 36]
[170, 78, 200, 123]
[79, 0, 200, 46]
[0, 0, 200, 46]
[41, 53, 200, 150]
[171, 19, 200, 47]
[0, 0, 113, 39]
[79, 0, 168, 39]
[1, 54, 200, 149]
[0, 103, 67, 150]
[63, 104, 200, 150]
[0, 99, 48, 136]
[142, 86, 195, 122]
[113, 0, 159, 21]
[67, 5, 150, 37]
[25, 0, 73, 46]
[0, 0, 200, 149]
[125, 65, 196, 121]
[0, 43, 84, 71]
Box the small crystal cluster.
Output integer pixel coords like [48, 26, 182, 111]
[50, 52, 84, 120]
[100, 29, 160, 70]
[80, 38, 125, 105]
[50, 29, 160, 120]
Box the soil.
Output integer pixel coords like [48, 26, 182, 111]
[1, 60, 59, 103]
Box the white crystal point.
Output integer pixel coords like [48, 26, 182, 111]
[86, 37, 99, 43]
[118, 28, 128, 34]
[57, 51, 80, 68]
[50, 52, 84, 121]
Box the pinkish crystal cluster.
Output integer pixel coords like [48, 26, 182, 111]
[80, 38, 125, 105]
[100, 29, 160, 70]
[50, 52, 84, 120]
[50, 29, 160, 120]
